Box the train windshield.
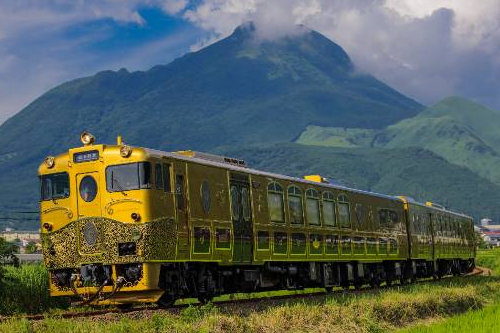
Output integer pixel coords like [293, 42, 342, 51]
[106, 162, 151, 192]
[40, 172, 70, 201]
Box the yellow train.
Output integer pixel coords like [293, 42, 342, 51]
[39, 132, 475, 306]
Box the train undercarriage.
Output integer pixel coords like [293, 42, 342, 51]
[155, 258, 475, 306]
[50, 258, 475, 306]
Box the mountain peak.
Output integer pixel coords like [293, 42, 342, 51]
[430, 96, 498, 115]
[229, 21, 313, 42]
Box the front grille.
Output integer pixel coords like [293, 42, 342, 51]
[79, 218, 102, 254]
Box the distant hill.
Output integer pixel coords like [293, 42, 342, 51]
[297, 97, 500, 187]
[0, 23, 422, 226]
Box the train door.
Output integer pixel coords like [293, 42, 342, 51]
[174, 163, 190, 259]
[76, 172, 102, 218]
[230, 173, 253, 263]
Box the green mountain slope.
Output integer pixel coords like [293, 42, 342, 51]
[218, 144, 500, 221]
[296, 126, 375, 147]
[373, 97, 500, 185]
[298, 97, 500, 186]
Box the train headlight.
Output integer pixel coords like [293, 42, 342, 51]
[120, 145, 132, 157]
[44, 156, 55, 168]
[80, 131, 95, 146]
[43, 222, 53, 231]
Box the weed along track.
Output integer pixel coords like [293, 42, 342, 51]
[2, 269, 488, 323]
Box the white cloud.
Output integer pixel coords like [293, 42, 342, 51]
[161, 0, 188, 15]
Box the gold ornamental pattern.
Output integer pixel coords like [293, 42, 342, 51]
[41, 217, 176, 269]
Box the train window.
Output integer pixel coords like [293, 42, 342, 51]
[389, 239, 398, 254]
[257, 231, 270, 250]
[201, 180, 211, 214]
[355, 204, 364, 229]
[379, 209, 399, 229]
[230, 185, 240, 220]
[288, 186, 304, 225]
[306, 189, 320, 226]
[193, 227, 210, 253]
[40, 172, 70, 201]
[162, 164, 171, 192]
[273, 232, 288, 254]
[325, 235, 339, 254]
[155, 164, 163, 189]
[436, 216, 442, 236]
[353, 237, 365, 254]
[268, 182, 284, 223]
[79, 176, 97, 202]
[241, 187, 251, 222]
[106, 162, 151, 192]
[322, 192, 336, 227]
[379, 237, 388, 255]
[338, 195, 351, 228]
[367, 238, 377, 254]
[291, 233, 306, 254]
[215, 228, 231, 249]
[175, 174, 184, 210]
[341, 236, 351, 254]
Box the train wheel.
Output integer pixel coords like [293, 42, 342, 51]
[116, 303, 133, 311]
[157, 293, 176, 308]
[369, 277, 380, 288]
[197, 293, 213, 304]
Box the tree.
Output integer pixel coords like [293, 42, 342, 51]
[0, 238, 19, 266]
[25, 241, 37, 254]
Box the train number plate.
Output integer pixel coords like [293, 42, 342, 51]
[74, 150, 99, 163]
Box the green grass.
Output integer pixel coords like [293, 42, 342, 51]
[1, 250, 499, 331]
[477, 248, 500, 274]
[400, 301, 500, 333]
[399, 248, 500, 333]
[0, 275, 498, 332]
[0, 264, 70, 315]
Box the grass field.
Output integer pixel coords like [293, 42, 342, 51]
[400, 248, 500, 333]
[0, 249, 499, 332]
[1, 274, 499, 332]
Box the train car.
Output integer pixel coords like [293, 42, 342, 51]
[38, 133, 475, 306]
[400, 198, 475, 277]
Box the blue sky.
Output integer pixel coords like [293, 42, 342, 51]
[1, 0, 499, 124]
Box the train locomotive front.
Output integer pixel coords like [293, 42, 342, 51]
[40, 133, 176, 305]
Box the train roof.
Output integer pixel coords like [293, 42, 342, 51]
[142, 147, 403, 204]
[401, 196, 472, 219]
[146, 148, 472, 219]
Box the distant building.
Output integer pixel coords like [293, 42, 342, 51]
[0, 231, 41, 253]
[481, 218, 493, 227]
[479, 219, 500, 246]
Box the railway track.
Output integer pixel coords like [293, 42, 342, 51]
[0, 267, 490, 322]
